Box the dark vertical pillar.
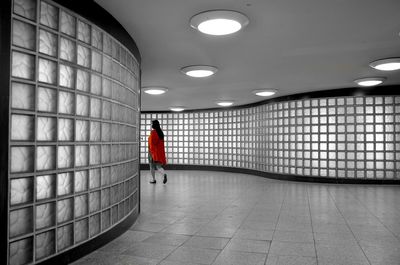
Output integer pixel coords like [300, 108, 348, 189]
[0, 0, 12, 264]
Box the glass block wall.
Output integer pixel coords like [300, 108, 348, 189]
[8, 0, 140, 264]
[141, 96, 400, 180]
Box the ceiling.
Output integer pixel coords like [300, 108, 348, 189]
[95, 0, 400, 111]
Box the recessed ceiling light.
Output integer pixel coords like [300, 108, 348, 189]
[142, 87, 168, 95]
[190, 10, 249, 36]
[252, 89, 277, 97]
[169, 107, 185, 112]
[181, 65, 218, 78]
[354, 77, 385, 87]
[369, 58, 400, 71]
[216, 101, 234, 107]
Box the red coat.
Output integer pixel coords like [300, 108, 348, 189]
[148, 130, 166, 165]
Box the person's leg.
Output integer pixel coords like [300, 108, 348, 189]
[155, 164, 167, 184]
[148, 153, 156, 183]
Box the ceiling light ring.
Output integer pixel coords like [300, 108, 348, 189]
[181, 65, 218, 77]
[354, 77, 386, 87]
[142, 86, 168, 95]
[190, 10, 249, 35]
[252, 89, 277, 97]
[369, 58, 400, 71]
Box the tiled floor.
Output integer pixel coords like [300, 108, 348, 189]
[73, 170, 400, 265]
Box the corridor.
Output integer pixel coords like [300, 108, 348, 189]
[73, 171, 400, 265]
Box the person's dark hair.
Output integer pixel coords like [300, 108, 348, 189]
[151, 120, 164, 140]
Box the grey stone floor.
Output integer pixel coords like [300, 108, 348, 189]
[72, 170, 400, 265]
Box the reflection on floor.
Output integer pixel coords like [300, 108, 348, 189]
[73, 170, 400, 265]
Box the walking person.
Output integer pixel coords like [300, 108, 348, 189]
[148, 120, 167, 184]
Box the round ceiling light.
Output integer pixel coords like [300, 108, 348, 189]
[216, 101, 234, 107]
[369, 58, 400, 71]
[354, 77, 385, 87]
[190, 10, 249, 36]
[169, 107, 185, 112]
[181, 65, 218, 78]
[142, 87, 168, 95]
[252, 89, 277, 97]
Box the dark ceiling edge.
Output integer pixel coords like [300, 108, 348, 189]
[50, 0, 141, 63]
[142, 85, 400, 113]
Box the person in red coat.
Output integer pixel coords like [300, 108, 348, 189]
[148, 120, 167, 184]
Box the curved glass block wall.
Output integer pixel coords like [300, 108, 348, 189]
[141, 96, 400, 180]
[8, 0, 140, 264]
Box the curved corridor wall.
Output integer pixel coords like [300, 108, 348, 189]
[141, 94, 400, 182]
[2, 0, 141, 264]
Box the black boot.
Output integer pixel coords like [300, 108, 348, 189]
[163, 174, 167, 184]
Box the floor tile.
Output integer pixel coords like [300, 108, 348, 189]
[212, 250, 267, 265]
[269, 241, 316, 257]
[265, 255, 317, 265]
[165, 246, 220, 265]
[183, 236, 230, 250]
[121, 242, 177, 260]
[273, 230, 314, 243]
[224, 238, 270, 253]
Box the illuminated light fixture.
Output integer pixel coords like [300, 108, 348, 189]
[369, 58, 400, 71]
[216, 101, 234, 107]
[252, 89, 277, 97]
[190, 10, 249, 36]
[181, 65, 218, 78]
[142, 87, 168, 95]
[354, 77, 385, 87]
[169, 107, 185, 112]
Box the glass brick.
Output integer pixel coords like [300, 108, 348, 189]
[57, 146, 73, 168]
[9, 207, 33, 238]
[76, 69, 90, 92]
[60, 11, 76, 37]
[57, 224, 73, 251]
[36, 146, 56, 171]
[77, 44, 90, 67]
[11, 114, 34, 141]
[57, 198, 73, 223]
[90, 121, 101, 141]
[74, 194, 88, 218]
[11, 146, 34, 173]
[91, 74, 102, 95]
[90, 214, 101, 237]
[92, 27, 102, 50]
[75, 218, 88, 243]
[90, 145, 101, 165]
[36, 230, 55, 260]
[11, 177, 33, 205]
[12, 51, 35, 80]
[11, 82, 35, 110]
[38, 58, 57, 84]
[14, 0, 36, 20]
[58, 118, 73, 141]
[37, 117, 56, 141]
[36, 202, 55, 229]
[58, 91, 74, 114]
[75, 170, 88, 193]
[75, 145, 89, 167]
[9, 237, 33, 265]
[76, 94, 89, 116]
[39, 30, 58, 58]
[90, 98, 101, 118]
[77, 20, 91, 44]
[75, 120, 89, 141]
[36, 174, 55, 201]
[12, 19, 36, 50]
[38, 86, 57, 113]
[40, 1, 58, 29]
[60, 37, 75, 62]
[59, 64, 75, 88]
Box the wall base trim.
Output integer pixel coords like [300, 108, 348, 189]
[38, 207, 139, 265]
[140, 164, 400, 185]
